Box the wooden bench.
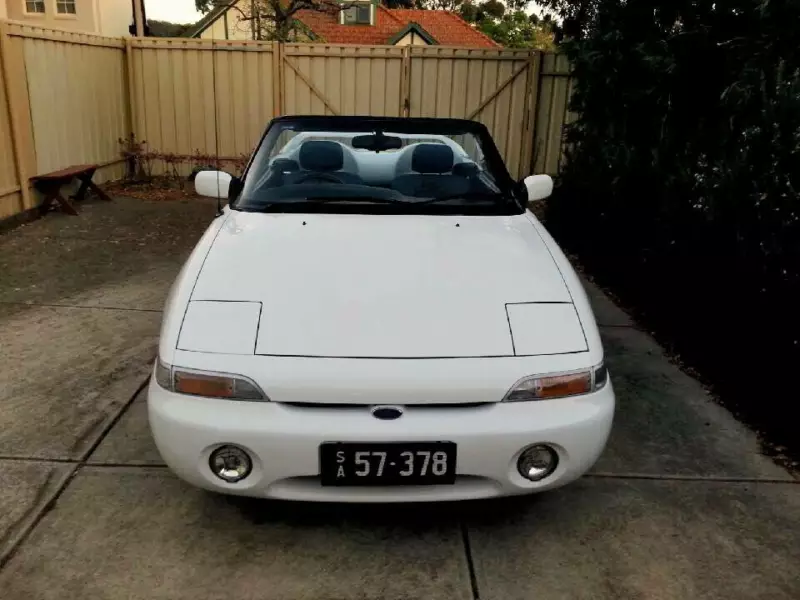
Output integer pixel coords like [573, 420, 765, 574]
[31, 164, 112, 216]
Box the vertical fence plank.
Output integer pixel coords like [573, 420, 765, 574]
[245, 49, 262, 150]
[170, 47, 189, 160]
[157, 43, 177, 157]
[201, 46, 217, 158]
[185, 47, 203, 155]
[272, 41, 282, 117]
[214, 49, 234, 157]
[230, 47, 247, 150]
[125, 37, 137, 143]
[131, 41, 147, 145]
[0, 22, 23, 217]
[400, 46, 410, 117]
[369, 52, 383, 116]
[0, 22, 35, 212]
[451, 56, 468, 119]
[492, 57, 512, 174]
[141, 47, 163, 154]
[354, 55, 371, 115]
[521, 52, 542, 176]
[464, 56, 483, 124]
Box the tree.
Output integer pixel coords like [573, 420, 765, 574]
[420, 0, 464, 10]
[194, 0, 354, 41]
[534, 0, 599, 42]
[458, 1, 478, 22]
[459, 1, 555, 49]
[504, 0, 531, 11]
[421, 0, 525, 13]
[544, 0, 800, 456]
[480, 0, 504, 19]
[479, 10, 555, 49]
[147, 20, 194, 37]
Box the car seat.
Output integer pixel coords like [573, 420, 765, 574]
[391, 144, 470, 198]
[284, 140, 363, 185]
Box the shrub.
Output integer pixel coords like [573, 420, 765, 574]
[545, 0, 800, 447]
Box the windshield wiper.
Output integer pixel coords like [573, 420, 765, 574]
[410, 191, 508, 205]
[300, 196, 408, 205]
[250, 196, 409, 209]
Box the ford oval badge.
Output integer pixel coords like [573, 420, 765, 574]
[371, 406, 404, 420]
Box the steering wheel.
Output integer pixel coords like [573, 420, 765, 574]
[292, 172, 345, 185]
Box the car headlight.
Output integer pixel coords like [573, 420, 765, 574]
[503, 363, 608, 402]
[154, 359, 267, 401]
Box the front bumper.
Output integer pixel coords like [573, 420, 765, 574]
[147, 379, 614, 502]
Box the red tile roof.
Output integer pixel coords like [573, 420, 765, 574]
[295, 6, 500, 48]
[386, 9, 500, 48]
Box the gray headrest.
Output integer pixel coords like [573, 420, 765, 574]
[299, 141, 344, 172]
[412, 144, 454, 174]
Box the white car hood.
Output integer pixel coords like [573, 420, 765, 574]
[187, 211, 584, 358]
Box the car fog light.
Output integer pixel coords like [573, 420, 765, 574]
[209, 445, 252, 483]
[517, 445, 558, 482]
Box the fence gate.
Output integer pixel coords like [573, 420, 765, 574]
[406, 47, 539, 180]
[127, 40, 570, 181]
[281, 44, 406, 117]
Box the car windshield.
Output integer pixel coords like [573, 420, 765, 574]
[234, 116, 522, 216]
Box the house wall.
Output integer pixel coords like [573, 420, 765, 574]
[199, 10, 253, 40]
[226, 7, 253, 39]
[199, 0, 253, 40]
[94, 0, 132, 37]
[0, 3, 8, 19]
[394, 31, 429, 46]
[199, 15, 226, 39]
[6, 0, 99, 33]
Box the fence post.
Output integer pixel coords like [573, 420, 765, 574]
[273, 42, 283, 117]
[522, 50, 543, 177]
[0, 21, 35, 211]
[124, 36, 138, 142]
[400, 45, 411, 118]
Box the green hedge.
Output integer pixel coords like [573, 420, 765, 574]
[546, 0, 800, 446]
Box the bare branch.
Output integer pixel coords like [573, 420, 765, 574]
[208, 0, 366, 42]
[225, 2, 248, 19]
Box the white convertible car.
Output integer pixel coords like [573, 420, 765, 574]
[148, 116, 614, 502]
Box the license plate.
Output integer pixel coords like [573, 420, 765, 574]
[319, 442, 457, 486]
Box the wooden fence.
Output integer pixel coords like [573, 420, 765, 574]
[0, 22, 128, 219]
[0, 21, 574, 221]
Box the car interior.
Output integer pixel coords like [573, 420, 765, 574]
[254, 138, 497, 199]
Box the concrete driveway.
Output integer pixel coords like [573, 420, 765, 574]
[0, 198, 797, 600]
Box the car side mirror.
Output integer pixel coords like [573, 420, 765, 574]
[522, 174, 553, 202]
[195, 170, 233, 199]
